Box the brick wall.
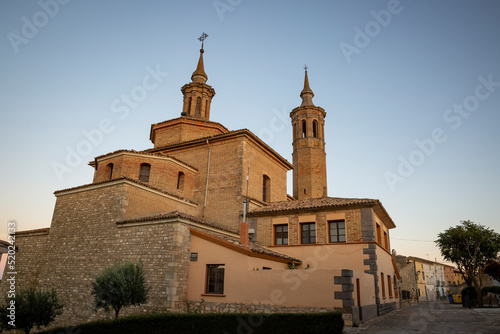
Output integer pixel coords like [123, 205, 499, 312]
[93, 153, 197, 203]
[255, 209, 361, 246]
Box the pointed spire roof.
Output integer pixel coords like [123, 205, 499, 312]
[191, 48, 208, 84]
[300, 67, 315, 107]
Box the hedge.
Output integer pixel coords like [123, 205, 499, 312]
[38, 312, 344, 334]
[482, 286, 500, 295]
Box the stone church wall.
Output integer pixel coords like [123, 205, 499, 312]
[0, 183, 193, 328]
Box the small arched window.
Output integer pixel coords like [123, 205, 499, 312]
[177, 172, 185, 191]
[302, 120, 307, 138]
[139, 163, 151, 183]
[195, 97, 201, 115]
[187, 97, 192, 114]
[106, 163, 114, 180]
[313, 120, 318, 138]
[263, 175, 271, 202]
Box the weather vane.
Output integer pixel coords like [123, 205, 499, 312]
[198, 32, 209, 49]
[304, 65, 308, 71]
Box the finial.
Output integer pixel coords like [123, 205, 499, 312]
[198, 32, 209, 51]
[300, 66, 315, 107]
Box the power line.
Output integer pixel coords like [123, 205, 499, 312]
[391, 238, 435, 242]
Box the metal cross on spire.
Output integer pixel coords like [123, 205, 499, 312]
[198, 32, 209, 50]
[304, 65, 308, 72]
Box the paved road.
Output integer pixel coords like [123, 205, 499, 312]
[345, 301, 500, 334]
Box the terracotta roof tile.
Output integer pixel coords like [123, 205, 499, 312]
[192, 228, 302, 263]
[116, 210, 238, 234]
[248, 197, 379, 214]
[150, 116, 229, 132]
[142, 128, 292, 169]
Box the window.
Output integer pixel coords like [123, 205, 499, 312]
[187, 97, 192, 114]
[293, 123, 297, 140]
[139, 163, 151, 183]
[312, 120, 318, 137]
[301, 120, 306, 138]
[329, 220, 346, 243]
[177, 172, 185, 191]
[388, 275, 393, 297]
[274, 224, 288, 245]
[206, 264, 225, 294]
[195, 97, 201, 115]
[394, 275, 398, 297]
[263, 175, 271, 202]
[384, 231, 388, 250]
[301, 223, 316, 244]
[376, 223, 381, 244]
[381, 273, 386, 298]
[106, 163, 114, 180]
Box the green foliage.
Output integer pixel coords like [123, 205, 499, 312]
[435, 220, 500, 306]
[0, 287, 63, 334]
[39, 312, 344, 334]
[484, 261, 500, 282]
[461, 286, 478, 308]
[91, 260, 150, 318]
[481, 286, 500, 295]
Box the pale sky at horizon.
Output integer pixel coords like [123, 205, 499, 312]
[1, 0, 499, 264]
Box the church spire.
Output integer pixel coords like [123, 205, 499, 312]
[191, 34, 208, 83]
[290, 66, 327, 200]
[181, 33, 215, 120]
[300, 65, 315, 107]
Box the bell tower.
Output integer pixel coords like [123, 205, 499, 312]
[180, 32, 215, 120]
[290, 67, 327, 200]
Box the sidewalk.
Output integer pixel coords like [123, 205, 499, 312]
[344, 301, 500, 333]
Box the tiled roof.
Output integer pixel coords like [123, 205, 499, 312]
[54, 177, 198, 205]
[249, 197, 379, 214]
[142, 128, 292, 168]
[191, 228, 301, 264]
[116, 210, 238, 234]
[150, 116, 229, 132]
[91, 149, 198, 171]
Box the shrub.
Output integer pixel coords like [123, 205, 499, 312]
[39, 311, 344, 334]
[481, 286, 500, 295]
[91, 260, 150, 319]
[461, 286, 478, 308]
[0, 287, 63, 334]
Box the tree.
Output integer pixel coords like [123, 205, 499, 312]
[484, 260, 500, 282]
[436, 220, 500, 307]
[0, 287, 63, 334]
[91, 260, 150, 318]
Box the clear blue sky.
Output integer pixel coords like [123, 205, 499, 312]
[1, 0, 499, 262]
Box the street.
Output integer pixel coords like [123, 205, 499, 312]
[345, 301, 500, 333]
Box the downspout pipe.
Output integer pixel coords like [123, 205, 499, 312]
[202, 139, 211, 218]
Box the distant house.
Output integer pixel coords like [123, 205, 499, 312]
[0, 44, 400, 328]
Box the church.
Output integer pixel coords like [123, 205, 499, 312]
[2, 37, 400, 327]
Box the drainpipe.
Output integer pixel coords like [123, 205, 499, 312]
[202, 139, 211, 219]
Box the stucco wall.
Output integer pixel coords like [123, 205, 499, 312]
[188, 234, 345, 308]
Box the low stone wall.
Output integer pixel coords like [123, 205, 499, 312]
[378, 301, 397, 316]
[186, 300, 352, 325]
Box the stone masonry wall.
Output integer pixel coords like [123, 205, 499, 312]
[7, 183, 193, 329]
[0, 229, 49, 295]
